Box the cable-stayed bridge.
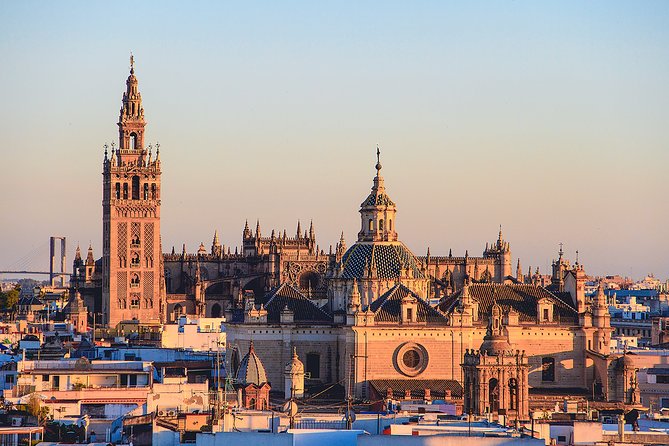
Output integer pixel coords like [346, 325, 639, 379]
[0, 237, 69, 286]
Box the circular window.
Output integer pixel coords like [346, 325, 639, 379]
[403, 350, 420, 368]
[395, 342, 428, 377]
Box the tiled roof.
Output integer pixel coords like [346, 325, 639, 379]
[236, 343, 268, 386]
[18, 296, 43, 307]
[341, 242, 425, 280]
[361, 192, 395, 207]
[263, 283, 333, 323]
[368, 379, 463, 399]
[438, 284, 578, 324]
[370, 284, 448, 325]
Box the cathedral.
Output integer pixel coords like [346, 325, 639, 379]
[73, 60, 639, 420]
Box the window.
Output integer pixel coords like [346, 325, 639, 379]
[543, 308, 549, 321]
[130, 294, 140, 308]
[115, 183, 121, 199]
[130, 253, 140, 267]
[130, 274, 140, 288]
[542, 357, 555, 382]
[5, 374, 14, 384]
[389, 219, 392, 231]
[403, 349, 420, 369]
[172, 304, 183, 322]
[131, 176, 140, 200]
[123, 183, 128, 199]
[151, 184, 157, 200]
[130, 133, 137, 149]
[657, 375, 669, 384]
[306, 353, 320, 379]
[143, 183, 149, 200]
[379, 219, 384, 231]
[406, 308, 413, 322]
[509, 378, 518, 410]
[368, 219, 373, 231]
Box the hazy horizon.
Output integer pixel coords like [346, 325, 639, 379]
[1, 1, 668, 281]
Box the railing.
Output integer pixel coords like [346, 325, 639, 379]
[22, 361, 149, 372]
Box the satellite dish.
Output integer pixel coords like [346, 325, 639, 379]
[282, 401, 298, 418]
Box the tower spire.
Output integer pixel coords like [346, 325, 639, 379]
[118, 54, 145, 152]
[357, 146, 397, 243]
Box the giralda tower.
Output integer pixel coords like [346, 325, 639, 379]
[102, 57, 164, 327]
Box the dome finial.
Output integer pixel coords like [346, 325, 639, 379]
[130, 52, 135, 74]
[375, 144, 382, 173]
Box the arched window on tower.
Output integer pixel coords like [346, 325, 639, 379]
[115, 183, 121, 199]
[130, 273, 140, 288]
[143, 183, 149, 200]
[131, 176, 140, 200]
[389, 219, 392, 231]
[123, 183, 128, 200]
[368, 219, 373, 232]
[379, 219, 384, 231]
[151, 184, 156, 200]
[130, 133, 137, 150]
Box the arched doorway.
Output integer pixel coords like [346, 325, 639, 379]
[211, 303, 222, 318]
[489, 378, 499, 413]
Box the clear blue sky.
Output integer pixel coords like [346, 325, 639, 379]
[1, 1, 668, 280]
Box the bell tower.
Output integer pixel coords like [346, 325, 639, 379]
[102, 56, 164, 328]
[357, 147, 398, 242]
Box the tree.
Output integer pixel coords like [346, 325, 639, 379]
[0, 288, 19, 311]
[26, 394, 50, 425]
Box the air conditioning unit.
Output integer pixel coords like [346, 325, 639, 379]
[167, 410, 177, 417]
[11, 417, 22, 427]
[157, 410, 166, 417]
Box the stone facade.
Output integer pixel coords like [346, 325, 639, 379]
[101, 58, 164, 327]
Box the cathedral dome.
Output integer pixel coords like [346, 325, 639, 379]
[340, 242, 425, 280]
[480, 334, 513, 356]
[236, 341, 268, 386]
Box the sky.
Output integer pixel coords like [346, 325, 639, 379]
[0, 1, 668, 281]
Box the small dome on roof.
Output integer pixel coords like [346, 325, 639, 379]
[236, 341, 268, 386]
[284, 348, 304, 375]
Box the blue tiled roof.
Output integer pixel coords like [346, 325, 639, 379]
[341, 242, 425, 280]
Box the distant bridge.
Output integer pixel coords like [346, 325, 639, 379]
[0, 237, 69, 286]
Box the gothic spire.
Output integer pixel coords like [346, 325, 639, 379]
[86, 243, 95, 266]
[243, 220, 252, 239]
[296, 220, 302, 239]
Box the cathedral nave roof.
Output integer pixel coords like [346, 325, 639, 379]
[370, 283, 448, 324]
[262, 283, 333, 323]
[439, 283, 578, 324]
